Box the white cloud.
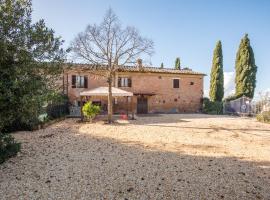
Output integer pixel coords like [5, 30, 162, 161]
[204, 71, 235, 98]
[224, 71, 235, 97]
[204, 89, 209, 98]
[223, 73, 270, 101]
[205, 72, 269, 101]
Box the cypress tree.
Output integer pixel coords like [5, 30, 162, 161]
[160, 62, 164, 69]
[175, 57, 181, 70]
[235, 34, 257, 98]
[209, 40, 224, 102]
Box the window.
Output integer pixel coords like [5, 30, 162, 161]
[72, 75, 88, 88]
[118, 77, 132, 87]
[173, 79, 180, 88]
[190, 82, 194, 85]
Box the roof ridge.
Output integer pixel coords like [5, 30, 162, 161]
[66, 62, 190, 70]
[65, 62, 206, 76]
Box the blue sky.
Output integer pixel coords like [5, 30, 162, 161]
[32, 0, 270, 97]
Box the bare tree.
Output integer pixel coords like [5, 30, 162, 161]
[257, 91, 270, 113]
[71, 8, 154, 123]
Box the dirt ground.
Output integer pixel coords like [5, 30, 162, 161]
[0, 114, 270, 199]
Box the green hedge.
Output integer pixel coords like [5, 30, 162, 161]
[202, 98, 223, 115]
[0, 133, 21, 164]
[256, 111, 270, 123]
[2, 94, 69, 132]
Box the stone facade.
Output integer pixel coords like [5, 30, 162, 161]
[63, 66, 205, 114]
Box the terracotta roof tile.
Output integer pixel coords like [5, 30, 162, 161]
[65, 63, 206, 76]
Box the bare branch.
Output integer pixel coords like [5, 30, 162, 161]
[70, 8, 154, 123]
[70, 8, 154, 76]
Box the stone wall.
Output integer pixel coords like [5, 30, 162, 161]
[63, 69, 204, 113]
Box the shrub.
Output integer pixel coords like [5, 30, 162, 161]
[203, 97, 223, 115]
[256, 111, 270, 123]
[82, 102, 101, 122]
[2, 117, 40, 132]
[0, 133, 21, 164]
[2, 94, 69, 132]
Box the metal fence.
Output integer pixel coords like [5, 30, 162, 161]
[224, 95, 270, 116]
[69, 106, 81, 117]
[46, 103, 69, 119]
[223, 96, 253, 116]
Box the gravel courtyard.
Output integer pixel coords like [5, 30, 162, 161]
[1, 114, 270, 199]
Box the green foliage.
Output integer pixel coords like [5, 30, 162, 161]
[223, 94, 243, 102]
[82, 102, 101, 122]
[256, 111, 270, 124]
[47, 93, 69, 105]
[202, 98, 223, 115]
[175, 57, 181, 70]
[235, 34, 257, 98]
[0, 133, 21, 164]
[45, 93, 69, 120]
[210, 41, 224, 102]
[0, 0, 65, 132]
[160, 62, 164, 69]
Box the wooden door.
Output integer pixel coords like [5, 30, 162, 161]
[137, 97, 148, 114]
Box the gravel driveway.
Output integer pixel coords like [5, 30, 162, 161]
[1, 114, 270, 199]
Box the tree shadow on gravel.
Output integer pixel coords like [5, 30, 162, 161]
[1, 123, 270, 200]
[127, 113, 241, 125]
[141, 124, 270, 134]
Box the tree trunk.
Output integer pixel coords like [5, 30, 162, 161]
[108, 75, 113, 123]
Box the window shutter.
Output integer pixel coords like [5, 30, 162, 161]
[128, 78, 132, 87]
[72, 75, 76, 88]
[173, 79, 179, 88]
[84, 76, 88, 88]
[118, 77, 121, 87]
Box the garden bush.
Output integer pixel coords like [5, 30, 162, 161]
[202, 97, 223, 115]
[82, 102, 101, 122]
[2, 117, 40, 132]
[0, 133, 21, 164]
[256, 111, 270, 123]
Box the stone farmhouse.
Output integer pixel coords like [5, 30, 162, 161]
[62, 60, 205, 114]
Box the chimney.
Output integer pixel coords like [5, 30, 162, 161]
[137, 59, 143, 70]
